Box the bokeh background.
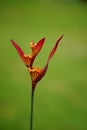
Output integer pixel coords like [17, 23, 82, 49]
[0, 0, 87, 130]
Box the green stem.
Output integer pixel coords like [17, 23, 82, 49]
[30, 86, 35, 130]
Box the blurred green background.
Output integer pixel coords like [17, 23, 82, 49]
[0, 0, 87, 130]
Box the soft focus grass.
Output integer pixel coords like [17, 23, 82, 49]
[0, 1, 87, 130]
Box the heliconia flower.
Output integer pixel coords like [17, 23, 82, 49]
[10, 38, 45, 67]
[10, 35, 63, 90]
[10, 35, 63, 130]
[28, 35, 64, 89]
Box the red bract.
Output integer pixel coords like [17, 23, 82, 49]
[30, 38, 45, 57]
[47, 35, 63, 63]
[10, 35, 63, 90]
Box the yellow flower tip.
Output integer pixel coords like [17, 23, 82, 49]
[30, 42, 36, 49]
[23, 54, 33, 67]
[24, 54, 32, 58]
[30, 42, 37, 56]
[28, 67, 42, 81]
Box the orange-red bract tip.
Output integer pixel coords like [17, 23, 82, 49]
[47, 35, 64, 63]
[33, 37, 45, 55]
[10, 39, 24, 61]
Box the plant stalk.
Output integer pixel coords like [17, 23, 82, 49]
[30, 87, 35, 130]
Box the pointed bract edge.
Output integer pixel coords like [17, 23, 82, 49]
[47, 35, 64, 63]
[10, 39, 25, 61]
[34, 38, 45, 55]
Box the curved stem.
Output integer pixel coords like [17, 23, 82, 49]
[30, 85, 35, 130]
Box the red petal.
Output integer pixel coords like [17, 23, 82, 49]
[10, 39, 25, 61]
[34, 38, 45, 55]
[47, 35, 64, 63]
[35, 63, 48, 84]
